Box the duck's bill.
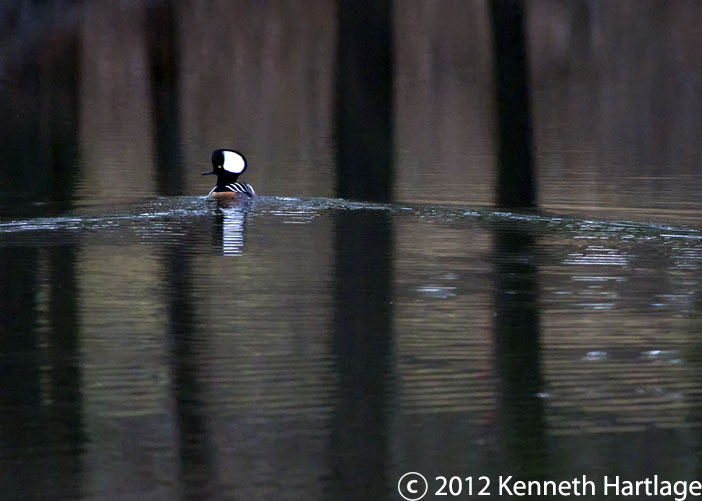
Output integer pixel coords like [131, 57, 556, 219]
[202, 171, 216, 175]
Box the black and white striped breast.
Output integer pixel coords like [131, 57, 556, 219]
[209, 183, 256, 197]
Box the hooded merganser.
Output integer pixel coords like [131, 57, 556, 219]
[202, 149, 256, 199]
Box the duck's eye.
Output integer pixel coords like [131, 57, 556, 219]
[217, 165, 222, 169]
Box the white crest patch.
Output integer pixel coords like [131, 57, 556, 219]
[222, 151, 246, 174]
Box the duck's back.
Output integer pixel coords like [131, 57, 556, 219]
[208, 182, 255, 198]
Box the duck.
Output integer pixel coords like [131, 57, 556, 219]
[202, 149, 256, 199]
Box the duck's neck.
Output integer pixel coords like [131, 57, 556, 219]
[215, 171, 240, 186]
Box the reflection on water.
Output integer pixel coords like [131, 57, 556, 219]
[219, 209, 245, 257]
[330, 209, 394, 499]
[214, 200, 254, 257]
[2, 198, 700, 498]
[493, 224, 546, 478]
[2, 0, 702, 499]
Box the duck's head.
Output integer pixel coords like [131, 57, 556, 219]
[203, 149, 247, 183]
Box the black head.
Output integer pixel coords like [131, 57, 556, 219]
[203, 149, 247, 183]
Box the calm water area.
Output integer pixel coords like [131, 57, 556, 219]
[1, 1, 702, 500]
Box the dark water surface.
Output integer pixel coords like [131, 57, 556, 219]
[1, 197, 701, 499]
[2, 1, 702, 500]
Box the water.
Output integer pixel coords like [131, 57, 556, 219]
[1, 196, 700, 499]
[2, 1, 702, 500]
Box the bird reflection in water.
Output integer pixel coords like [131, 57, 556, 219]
[213, 198, 254, 256]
